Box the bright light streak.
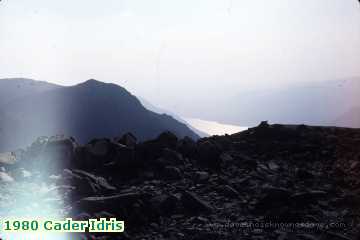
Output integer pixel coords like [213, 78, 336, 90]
[0, 171, 70, 240]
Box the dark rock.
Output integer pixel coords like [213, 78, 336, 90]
[177, 136, 196, 157]
[196, 140, 222, 168]
[322, 232, 353, 240]
[194, 171, 210, 182]
[256, 186, 292, 211]
[74, 212, 92, 221]
[219, 153, 234, 166]
[117, 132, 137, 148]
[162, 166, 182, 180]
[291, 191, 328, 206]
[296, 168, 315, 180]
[72, 169, 116, 191]
[221, 185, 240, 198]
[181, 190, 212, 214]
[242, 158, 258, 170]
[4, 123, 360, 239]
[75, 140, 135, 173]
[296, 234, 319, 240]
[149, 194, 179, 216]
[161, 148, 184, 166]
[36, 137, 77, 171]
[94, 211, 116, 219]
[77, 192, 142, 214]
[86, 139, 111, 157]
[157, 131, 178, 149]
[136, 132, 179, 163]
[63, 169, 116, 200]
[268, 161, 280, 171]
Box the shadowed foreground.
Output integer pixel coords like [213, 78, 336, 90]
[1, 122, 360, 239]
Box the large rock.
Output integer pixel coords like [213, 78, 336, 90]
[162, 166, 182, 180]
[136, 131, 179, 163]
[63, 169, 116, 200]
[156, 131, 178, 149]
[75, 139, 135, 172]
[79, 192, 141, 210]
[117, 132, 137, 148]
[181, 191, 213, 214]
[290, 190, 328, 206]
[255, 186, 292, 211]
[29, 137, 77, 172]
[177, 136, 196, 157]
[76, 192, 146, 223]
[161, 148, 184, 166]
[149, 194, 179, 217]
[196, 140, 222, 168]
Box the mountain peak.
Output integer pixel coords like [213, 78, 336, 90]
[82, 79, 104, 85]
[0, 77, 199, 150]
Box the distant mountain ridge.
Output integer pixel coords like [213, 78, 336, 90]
[0, 78, 60, 108]
[335, 107, 360, 128]
[138, 97, 209, 138]
[201, 77, 360, 128]
[0, 78, 199, 151]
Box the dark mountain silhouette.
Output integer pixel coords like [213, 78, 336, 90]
[0, 79, 199, 151]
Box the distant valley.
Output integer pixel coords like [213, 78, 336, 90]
[191, 78, 360, 128]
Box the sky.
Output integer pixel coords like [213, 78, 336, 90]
[0, 0, 360, 116]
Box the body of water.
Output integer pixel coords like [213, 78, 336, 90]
[185, 118, 249, 136]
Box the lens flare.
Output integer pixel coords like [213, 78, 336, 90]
[0, 170, 69, 240]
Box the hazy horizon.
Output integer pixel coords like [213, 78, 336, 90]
[1, 0, 360, 123]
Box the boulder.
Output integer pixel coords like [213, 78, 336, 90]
[149, 194, 179, 216]
[36, 137, 77, 171]
[194, 171, 210, 182]
[162, 166, 182, 180]
[86, 139, 110, 157]
[296, 168, 315, 180]
[196, 140, 222, 168]
[77, 192, 143, 216]
[75, 139, 135, 171]
[63, 169, 116, 200]
[290, 190, 328, 206]
[181, 190, 213, 214]
[221, 185, 240, 198]
[117, 132, 137, 148]
[161, 148, 184, 166]
[177, 136, 196, 157]
[256, 186, 292, 211]
[156, 131, 178, 149]
[136, 132, 178, 163]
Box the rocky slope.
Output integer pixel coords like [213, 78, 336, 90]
[1, 122, 360, 240]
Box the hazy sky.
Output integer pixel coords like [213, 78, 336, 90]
[1, 0, 359, 114]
